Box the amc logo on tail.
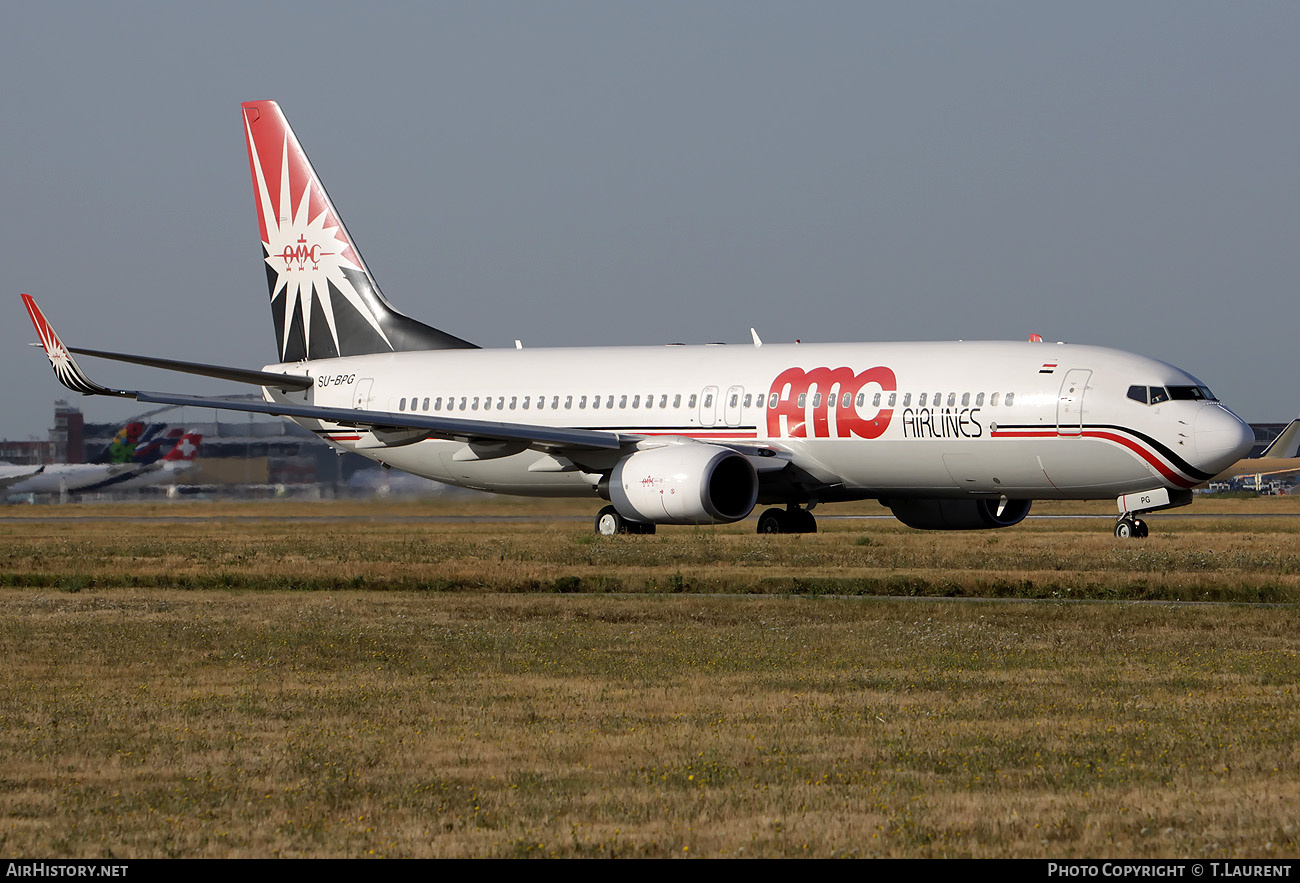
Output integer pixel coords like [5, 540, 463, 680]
[767, 366, 897, 439]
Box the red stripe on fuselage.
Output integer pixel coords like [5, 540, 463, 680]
[990, 428, 1196, 488]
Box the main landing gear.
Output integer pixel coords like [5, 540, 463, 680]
[1114, 514, 1149, 539]
[756, 505, 818, 535]
[595, 505, 656, 536]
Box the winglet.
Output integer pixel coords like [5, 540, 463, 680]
[20, 294, 130, 398]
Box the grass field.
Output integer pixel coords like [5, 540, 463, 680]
[1, 496, 1298, 857]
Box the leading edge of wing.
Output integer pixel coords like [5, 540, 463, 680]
[133, 391, 628, 453]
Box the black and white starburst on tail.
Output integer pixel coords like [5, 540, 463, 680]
[246, 120, 393, 362]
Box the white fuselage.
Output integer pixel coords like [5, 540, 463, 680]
[261, 339, 1250, 503]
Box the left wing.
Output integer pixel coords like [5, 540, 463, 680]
[22, 294, 629, 456]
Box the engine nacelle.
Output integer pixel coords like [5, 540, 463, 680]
[609, 444, 759, 525]
[887, 497, 1032, 530]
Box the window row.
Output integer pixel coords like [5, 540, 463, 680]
[395, 389, 1018, 413]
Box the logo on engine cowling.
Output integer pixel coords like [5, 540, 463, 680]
[766, 366, 897, 439]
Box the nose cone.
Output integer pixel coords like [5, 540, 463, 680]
[1194, 405, 1255, 474]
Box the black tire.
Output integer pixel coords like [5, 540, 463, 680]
[792, 508, 818, 533]
[1114, 517, 1134, 539]
[1133, 518, 1149, 538]
[757, 508, 787, 534]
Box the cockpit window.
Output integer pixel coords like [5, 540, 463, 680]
[1168, 385, 1216, 402]
[1129, 384, 1217, 405]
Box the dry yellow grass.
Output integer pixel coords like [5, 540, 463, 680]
[1, 497, 1298, 857]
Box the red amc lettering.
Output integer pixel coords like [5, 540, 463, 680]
[766, 366, 897, 439]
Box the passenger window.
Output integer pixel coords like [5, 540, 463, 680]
[673, 394, 681, 408]
[903, 393, 911, 407]
[522, 396, 530, 410]
[688, 394, 697, 408]
[873, 392, 882, 407]
[472, 397, 480, 410]
[888, 393, 896, 407]
[564, 396, 573, 409]
[704, 394, 714, 408]
[399, 398, 406, 411]
[919, 393, 927, 407]
[459, 397, 467, 410]
[510, 396, 517, 409]
[497, 397, 504, 410]
[856, 392, 865, 407]
[484, 397, 492, 411]
[797, 394, 806, 408]
[434, 397, 442, 410]
[632, 395, 641, 408]
[592, 396, 600, 409]
[579, 396, 587, 409]
[768, 393, 778, 409]
[975, 393, 984, 407]
[730, 394, 739, 407]
[946, 393, 955, 407]
[841, 393, 851, 409]
[619, 395, 628, 408]
[607, 396, 615, 409]
[1005, 392, 1015, 406]
[552, 396, 560, 409]
[741, 395, 750, 408]
[961, 393, 969, 407]
[990, 392, 999, 406]
[812, 394, 821, 408]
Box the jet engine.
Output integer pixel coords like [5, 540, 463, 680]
[608, 444, 759, 525]
[887, 497, 1032, 530]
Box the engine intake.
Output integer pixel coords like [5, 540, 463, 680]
[609, 444, 759, 525]
[887, 497, 1031, 530]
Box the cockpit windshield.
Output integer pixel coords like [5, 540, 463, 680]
[1127, 384, 1217, 405]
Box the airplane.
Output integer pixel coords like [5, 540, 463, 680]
[0, 463, 45, 491]
[20, 100, 1256, 539]
[5, 423, 185, 496]
[1209, 416, 1300, 490]
[102, 430, 203, 491]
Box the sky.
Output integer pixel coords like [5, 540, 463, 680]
[3, 2, 1297, 440]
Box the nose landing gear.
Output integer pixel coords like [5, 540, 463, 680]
[1114, 515, 1149, 539]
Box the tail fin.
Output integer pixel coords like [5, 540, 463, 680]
[241, 100, 476, 362]
[162, 432, 202, 463]
[90, 422, 147, 464]
[133, 426, 182, 465]
[1259, 418, 1300, 459]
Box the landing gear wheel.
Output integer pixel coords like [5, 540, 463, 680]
[757, 506, 818, 534]
[596, 506, 655, 535]
[1114, 516, 1148, 539]
[791, 508, 818, 534]
[757, 508, 787, 534]
[596, 506, 624, 536]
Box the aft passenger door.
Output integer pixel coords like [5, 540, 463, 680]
[1056, 369, 1090, 436]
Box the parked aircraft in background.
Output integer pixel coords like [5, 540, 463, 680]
[0, 463, 44, 490]
[20, 100, 1255, 537]
[1210, 416, 1300, 490]
[5, 424, 199, 496]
